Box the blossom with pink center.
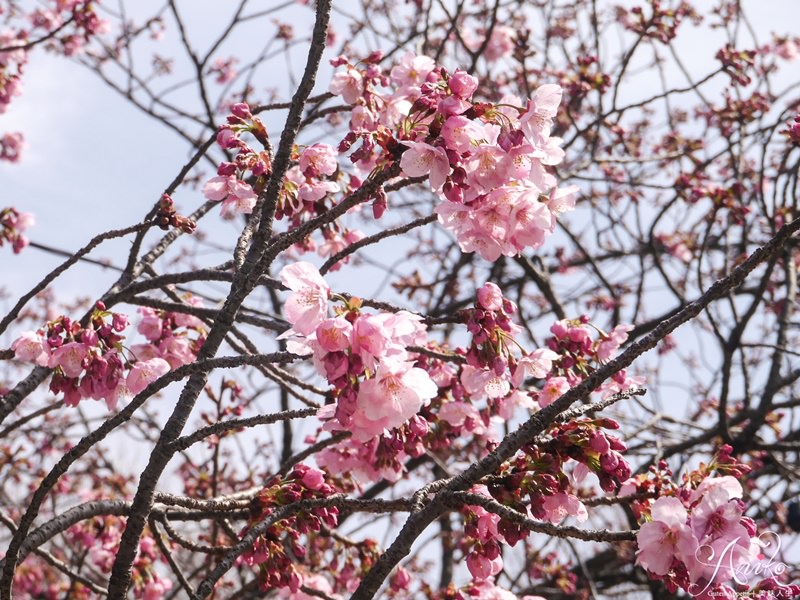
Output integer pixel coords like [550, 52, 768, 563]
[277, 573, 341, 600]
[597, 324, 633, 361]
[537, 376, 570, 407]
[477, 282, 504, 311]
[542, 492, 588, 524]
[351, 359, 437, 441]
[461, 365, 510, 399]
[441, 115, 485, 153]
[448, 69, 479, 98]
[439, 401, 483, 430]
[390, 52, 436, 91]
[511, 348, 560, 387]
[0, 132, 24, 162]
[280, 262, 330, 336]
[328, 67, 363, 103]
[126, 357, 171, 395]
[545, 184, 578, 216]
[202, 175, 258, 216]
[299, 143, 338, 177]
[399, 141, 451, 191]
[467, 551, 503, 581]
[465, 144, 510, 193]
[159, 335, 197, 368]
[11, 331, 49, 366]
[690, 485, 745, 543]
[48, 341, 89, 378]
[350, 314, 390, 370]
[315, 317, 352, 352]
[519, 84, 562, 146]
[636, 496, 700, 576]
[137, 307, 163, 341]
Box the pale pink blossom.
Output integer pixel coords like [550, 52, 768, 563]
[441, 115, 485, 153]
[159, 336, 197, 368]
[328, 67, 363, 103]
[299, 143, 338, 177]
[512, 348, 560, 387]
[315, 317, 352, 352]
[137, 307, 163, 341]
[597, 324, 633, 361]
[352, 359, 438, 441]
[542, 492, 588, 524]
[390, 52, 435, 90]
[537, 376, 570, 407]
[280, 262, 330, 336]
[399, 141, 451, 191]
[461, 365, 511, 399]
[448, 69, 479, 98]
[519, 84, 563, 146]
[11, 331, 49, 366]
[636, 496, 699, 576]
[126, 358, 171, 395]
[477, 282, 504, 311]
[48, 342, 89, 378]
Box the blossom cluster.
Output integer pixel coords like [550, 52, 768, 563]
[0, 131, 23, 162]
[0, 29, 27, 115]
[636, 476, 759, 598]
[203, 102, 271, 218]
[328, 52, 579, 262]
[461, 417, 632, 582]
[242, 464, 339, 593]
[460, 282, 556, 405]
[68, 518, 172, 599]
[279, 261, 437, 442]
[540, 316, 643, 404]
[11, 300, 204, 409]
[0, 207, 34, 253]
[131, 302, 207, 369]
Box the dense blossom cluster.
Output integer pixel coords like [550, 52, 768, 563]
[279, 261, 437, 442]
[329, 52, 578, 261]
[11, 300, 205, 409]
[0, 206, 34, 253]
[68, 518, 172, 599]
[242, 464, 339, 593]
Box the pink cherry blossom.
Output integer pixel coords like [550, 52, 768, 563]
[352, 359, 437, 441]
[299, 143, 338, 177]
[448, 69, 478, 98]
[477, 282, 504, 311]
[636, 496, 700, 576]
[511, 348, 560, 387]
[441, 115, 485, 153]
[11, 331, 49, 366]
[542, 492, 588, 524]
[328, 67, 363, 104]
[537, 376, 570, 407]
[389, 52, 435, 91]
[126, 358, 171, 395]
[315, 317, 352, 352]
[399, 141, 451, 191]
[467, 551, 503, 580]
[519, 84, 563, 146]
[48, 342, 89, 378]
[280, 262, 330, 336]
[461, 365, 511, 399]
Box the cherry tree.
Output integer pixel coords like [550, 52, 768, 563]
[2, 0, 800, 598]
